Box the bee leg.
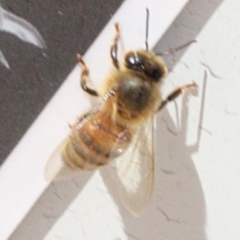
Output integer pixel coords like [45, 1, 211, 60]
[77, 54, 99, 97]
[157, 82, 197, 111]
[110, 23, 120, 69]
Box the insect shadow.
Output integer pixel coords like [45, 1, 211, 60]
[100, 70, 207, 240]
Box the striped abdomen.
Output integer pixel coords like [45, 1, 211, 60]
[62, 111, 132, 170]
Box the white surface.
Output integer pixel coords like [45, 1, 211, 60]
[0, 0, 189, 239]
[5, 0, 240, 239]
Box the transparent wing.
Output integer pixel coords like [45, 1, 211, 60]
[44, 137, 79, 181]
[114, 116, 154, 217]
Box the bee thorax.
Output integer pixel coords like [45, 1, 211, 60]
[118, 77, 151, 113]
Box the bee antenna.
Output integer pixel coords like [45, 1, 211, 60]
[145, 8, 149, 51]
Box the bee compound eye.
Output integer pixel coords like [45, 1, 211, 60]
[125, 52, 144, 72]
[125, 52, 136, 66]
[143, 60, 163, 81]
[128, 55, 135, 65]
[149, 69, 162, 81]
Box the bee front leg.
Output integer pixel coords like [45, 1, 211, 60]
[77, 54, 99, 97]
[110, 23, 120, 69]
[157, 82, 197, 111]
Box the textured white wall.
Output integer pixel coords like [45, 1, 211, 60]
[7, 0, 240, 239]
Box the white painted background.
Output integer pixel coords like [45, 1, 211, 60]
[3, 0, 240, 239]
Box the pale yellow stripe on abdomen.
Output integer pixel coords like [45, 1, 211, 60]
[62, 112, 132, 171]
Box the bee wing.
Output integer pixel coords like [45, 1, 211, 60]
[114, 116, 154, 217]
[44, 137, 78, 181]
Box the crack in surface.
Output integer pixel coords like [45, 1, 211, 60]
[200, 62, 222, 79]
[123, 228, 141, 240]
[157, 208, 185, 224]
[161, 168, 176, 174]
[224, 107, 238, 116]
[199, 125, 212, 135]
[161, 118, 178, 136]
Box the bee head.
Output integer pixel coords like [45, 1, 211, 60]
[124, 50, 168, 82]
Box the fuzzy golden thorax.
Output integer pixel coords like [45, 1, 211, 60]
[100, 49, 168, 126]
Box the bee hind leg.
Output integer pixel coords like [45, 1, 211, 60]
[157, 82, 197, 111]
[110, 23, 120, 69]
[77, 54, 99, 97]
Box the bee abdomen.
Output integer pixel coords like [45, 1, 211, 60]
[62, 112, 131, 170]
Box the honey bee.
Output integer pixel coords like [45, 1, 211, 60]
[45, 9, 196, 216]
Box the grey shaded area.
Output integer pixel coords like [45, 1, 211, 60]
[0, 0, 123, 164]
